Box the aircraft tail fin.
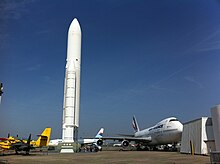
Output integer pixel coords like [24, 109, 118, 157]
[27, 134, 31, 145]
[132, 116, 140, 132]
[95, 128, 104, 138]
[0, 83, 3, 96]
[35, 128, 51, 147]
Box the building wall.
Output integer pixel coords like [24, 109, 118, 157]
[211, 105, 220, 151]
[180, 118, 202, 154]
[180, 117, 214, 155]
[203, 117, 215, 153]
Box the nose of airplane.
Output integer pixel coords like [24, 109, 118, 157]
[177, 122, 183, 133]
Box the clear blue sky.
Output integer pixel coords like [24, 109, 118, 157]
[1, 0, 220, 139]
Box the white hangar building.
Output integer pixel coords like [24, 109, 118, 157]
[180, 105, 220, 155]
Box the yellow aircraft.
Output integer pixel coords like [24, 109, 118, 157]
[30, 127, 51, 147]
[0, 135, 20, 150]
[0, 127, 51, 151]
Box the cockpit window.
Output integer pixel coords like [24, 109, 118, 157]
[149, 124, 163, 131]
[169, 119, 178, 122]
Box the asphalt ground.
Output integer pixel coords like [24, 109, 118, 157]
[0, 151, 210, 164]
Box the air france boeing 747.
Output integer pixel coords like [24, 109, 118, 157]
[96, 116, 183, 150]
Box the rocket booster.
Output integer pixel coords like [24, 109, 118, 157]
[62, 18, 82, 142]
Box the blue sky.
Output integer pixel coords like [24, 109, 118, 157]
[1, 0, 220, 139]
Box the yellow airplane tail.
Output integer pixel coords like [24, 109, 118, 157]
[35, 128, 51, 147]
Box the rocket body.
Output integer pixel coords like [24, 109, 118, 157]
[62, 18, 81, 142]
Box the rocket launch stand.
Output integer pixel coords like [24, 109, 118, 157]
[60, 142, 75, 153]
[60, 127, 79, 153]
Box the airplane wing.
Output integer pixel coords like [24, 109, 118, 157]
[99, 136, 152, 143]
[95, 136, 152, 148]
[0, 138, 8, 141]
[116, 134, 134, 137]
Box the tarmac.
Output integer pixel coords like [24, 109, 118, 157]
[0, 151, 210, 164]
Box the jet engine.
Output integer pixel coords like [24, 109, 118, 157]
[97, 139, 103, 146]
[121, 140, 129, 147]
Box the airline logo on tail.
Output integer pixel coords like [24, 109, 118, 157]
[95, 128, 104, 138]
[132, 116, 140, 132]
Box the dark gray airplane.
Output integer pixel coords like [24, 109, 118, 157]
[10, 134, 34, 154]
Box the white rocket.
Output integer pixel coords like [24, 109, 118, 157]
[62, 18, 82, 142]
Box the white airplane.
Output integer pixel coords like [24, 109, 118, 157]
[48, 138, 62, 146]
[96, 116, 183, 150]
[78, 128, 104, 145]
[48, 128, 104, 146]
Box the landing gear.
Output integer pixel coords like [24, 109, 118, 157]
[135, 144, 149, 151]
[164, 143, 178, 151]
[171, 143, 177, 151]
[152, 146, 158, 151]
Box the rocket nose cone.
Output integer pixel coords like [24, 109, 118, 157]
[69, 18, 81, 34]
